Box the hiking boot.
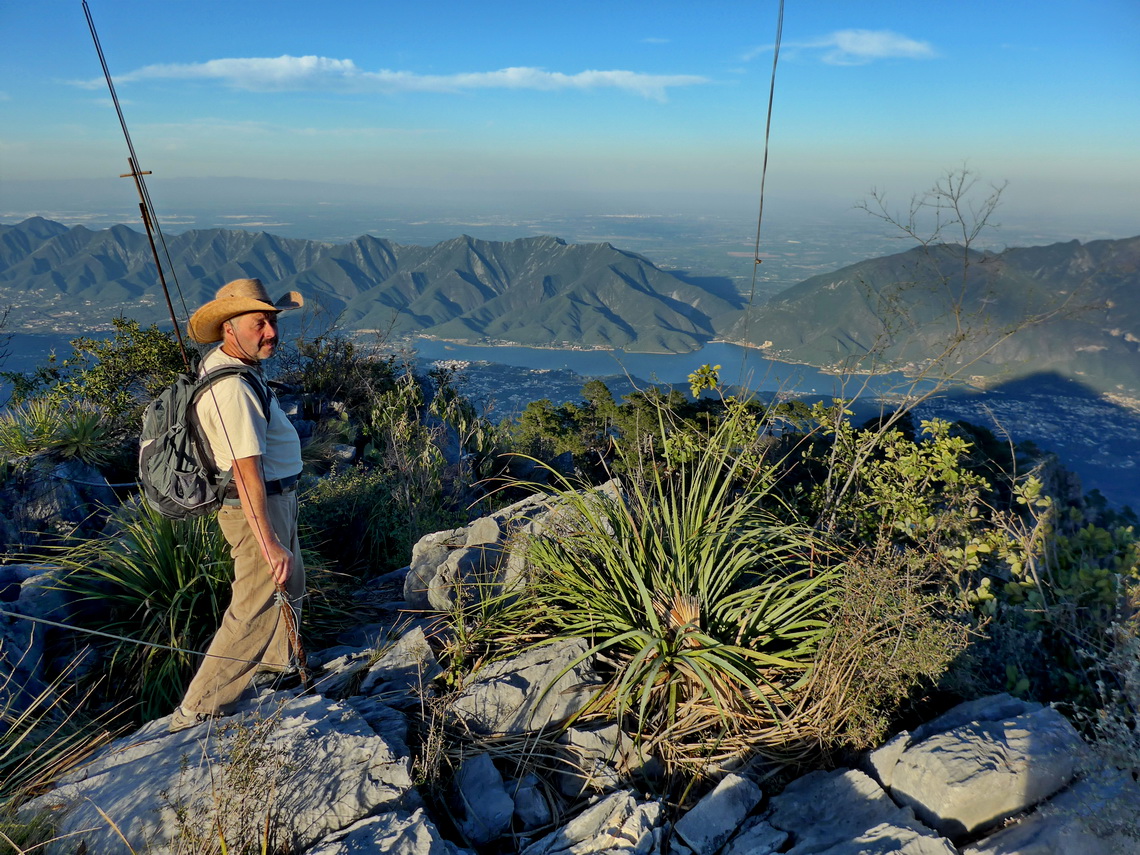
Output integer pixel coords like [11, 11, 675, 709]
[169, 705, 223, 733]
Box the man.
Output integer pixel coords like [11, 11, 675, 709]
[170, 278, 305, 733]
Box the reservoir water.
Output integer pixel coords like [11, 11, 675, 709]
[4, 332, 932, 403]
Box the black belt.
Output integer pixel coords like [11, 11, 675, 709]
[224, 472, 300, 500]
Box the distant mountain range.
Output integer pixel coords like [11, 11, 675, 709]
[0, 217, 741, 353]
[2, 218, 1138, 398]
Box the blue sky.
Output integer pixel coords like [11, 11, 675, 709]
[2, 0, 1138, 232]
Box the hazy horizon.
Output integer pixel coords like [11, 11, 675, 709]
[2, 1, 1137, 243]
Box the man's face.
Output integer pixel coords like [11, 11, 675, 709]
[224, 311, 280, 362]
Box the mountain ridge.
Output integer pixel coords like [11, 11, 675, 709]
[0, 218, 742, 353]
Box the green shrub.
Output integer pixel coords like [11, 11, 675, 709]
[301, 464, 403, 572]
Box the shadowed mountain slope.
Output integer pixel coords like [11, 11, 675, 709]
[724, 237, 1140, 398]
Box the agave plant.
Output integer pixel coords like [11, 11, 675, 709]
[0, 398, 115, 468]
[523, 399, 840, 765]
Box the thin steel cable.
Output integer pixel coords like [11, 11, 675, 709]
[0, 607, 296, 670]
[738, 0, 785, 386]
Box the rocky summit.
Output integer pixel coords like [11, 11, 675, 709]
[8, 490, 1139, 854]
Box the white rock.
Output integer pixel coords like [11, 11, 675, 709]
[522, 790, 662, 855]
[450, 637, 601, 734]
[720, 817, 788, 855]
[25, 693, 414, 854]
[305, 807, 472, 855]
[890, 707, 1086, 838]
[962, 769, 1140, 855]
[450, 752, 514, 845]
[675, 773, 763, 855]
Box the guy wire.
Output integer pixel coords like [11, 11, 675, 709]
[738, 0, 784, 386]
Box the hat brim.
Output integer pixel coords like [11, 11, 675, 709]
[188, 291, 304, 344]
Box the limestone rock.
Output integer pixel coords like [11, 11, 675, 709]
[721, 817, 788, 855]
[962, 769, 1140, 855]
[450, 637, 601, 734]
[305, 808, 472, 855]
[511, 773, 553, 831]
[521, 790, 662, 855]
[449, 752, 515, 846]
[767, 768, 947, 855]
[811, 820, 960, 854]
[890, 706, 1086, 838]
[556, 724, 657, 797]
[25, 693, 415, 854]
[359, 624, 442, 700]
[908, 694, 1039, 745]
[675, 773, 763, 855]
[0, 564, 70, 716]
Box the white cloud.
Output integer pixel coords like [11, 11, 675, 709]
[74, 56, 708, 102]
[745, 29, 936, 65]
[641, 37, 670, 44]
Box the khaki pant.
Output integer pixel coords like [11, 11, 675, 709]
[179, 491, 305, 715]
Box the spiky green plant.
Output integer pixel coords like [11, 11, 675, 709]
[52, 403, 114, 468]
[0, 399, 115, 468]
[522, 399, 839, 765]
[0, 399, 61, 460]
[54, 500, 234, 720]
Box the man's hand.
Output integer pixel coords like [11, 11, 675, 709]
[263, 538, 293, 586]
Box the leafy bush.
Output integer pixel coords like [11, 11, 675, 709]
[3, 317, 188, 426]
[276, 331, 397, 421]
[301, 464, 405, 572]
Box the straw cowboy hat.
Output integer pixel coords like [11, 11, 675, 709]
[188, 278, 304, 344]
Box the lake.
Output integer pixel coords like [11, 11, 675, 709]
[3, 332, 932, 403]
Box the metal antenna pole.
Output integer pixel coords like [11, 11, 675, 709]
[82, 0, 190, 369]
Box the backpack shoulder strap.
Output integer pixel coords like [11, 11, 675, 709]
[193, 365, 272, 424]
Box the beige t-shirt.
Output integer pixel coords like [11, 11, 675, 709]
[195, 347, 302, 482]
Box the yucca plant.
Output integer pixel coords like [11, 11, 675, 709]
[0, 399, 60, 460]
[0, 398, 115, 468]
[54, 500, 234, 721]
[523, 398, 840, 767]
[52, 403, 115, 468]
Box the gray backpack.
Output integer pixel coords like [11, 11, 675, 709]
[138, 366, 270, 519]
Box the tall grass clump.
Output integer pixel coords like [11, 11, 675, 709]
[1, 651, 117, 853]
[54, 500, 234, 721]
